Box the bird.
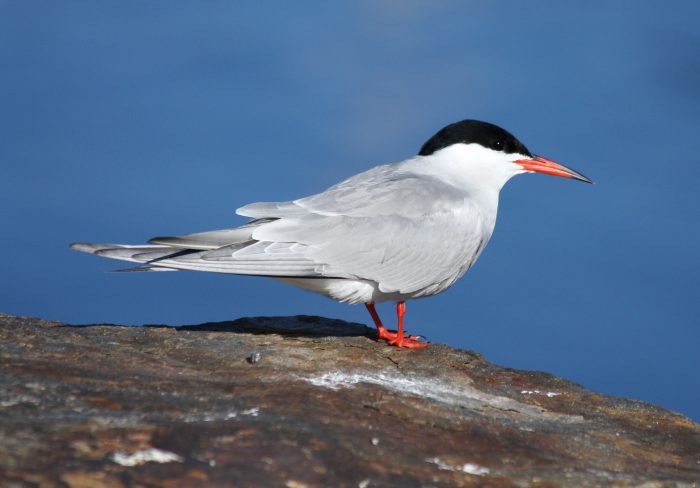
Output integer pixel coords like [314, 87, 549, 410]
[71, 119, 592, 349]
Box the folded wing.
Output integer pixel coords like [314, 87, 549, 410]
[72, 163, 484, 294]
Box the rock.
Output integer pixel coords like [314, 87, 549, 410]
[0, 312, 698, 487]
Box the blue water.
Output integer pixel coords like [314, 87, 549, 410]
[1, 2, 698, 421]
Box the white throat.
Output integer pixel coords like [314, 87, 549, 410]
[405, 143, 526, 203]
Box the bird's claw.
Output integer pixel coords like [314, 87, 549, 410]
[376, 328, 421, 342]
[388, 336, 429, 349]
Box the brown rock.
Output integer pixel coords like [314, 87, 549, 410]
[0, 312, 698, 487]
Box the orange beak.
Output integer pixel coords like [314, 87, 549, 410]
[515, 155, 593, 184]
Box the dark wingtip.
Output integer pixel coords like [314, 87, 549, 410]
[148, 236, 172, 245]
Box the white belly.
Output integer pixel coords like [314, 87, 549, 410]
[274, 277, 410, 304]
[274, 270, 480, 304]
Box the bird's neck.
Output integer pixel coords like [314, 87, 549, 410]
[408, 144, 521, 200]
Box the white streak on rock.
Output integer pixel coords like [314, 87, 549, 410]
[302, 371, 579, 421]
[462, 463, 490, 476]
[184, 407, 261, 422]
[1, 395, 40, 407]
[521, 389, 561, 398]
[426, 457, 490, 475]
[111, 448, 183, 466]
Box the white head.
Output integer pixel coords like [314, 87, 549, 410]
[418, 119, 592, 193]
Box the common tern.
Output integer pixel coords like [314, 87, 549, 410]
[71, 119, 592, 348]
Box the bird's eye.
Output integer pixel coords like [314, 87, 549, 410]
[493, 140, 503, 150]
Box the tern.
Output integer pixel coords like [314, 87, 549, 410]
[71, 119, 592, 348]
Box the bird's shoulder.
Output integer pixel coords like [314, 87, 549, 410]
[238, 157, 468, 220]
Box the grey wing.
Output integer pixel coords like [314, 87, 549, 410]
[239, 169, 486, 294]
[70, 221, 329, 277]
[72, 165, 485, 292]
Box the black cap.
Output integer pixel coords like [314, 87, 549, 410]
[419, 119, 532, 157]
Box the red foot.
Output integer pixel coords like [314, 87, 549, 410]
[376, 326, 421, 342]
[365, 302, 429, 349]
[388, 336, 429, 349]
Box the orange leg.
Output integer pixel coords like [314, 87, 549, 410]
[388, 301, 428, 349]
[364, 302, 427, 348]
[365, 302, 394, 341]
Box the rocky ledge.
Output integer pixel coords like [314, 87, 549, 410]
[1, 313, 698, 487]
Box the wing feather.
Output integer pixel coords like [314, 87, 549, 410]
[245, 169, 485, 294]
[148, 219, 275, 250]
[72, 159, 488, 292]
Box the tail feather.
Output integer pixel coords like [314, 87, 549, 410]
[69, 217, 326, 278]
[70, 242, 190, 270]
[148, 219, 275, 250]
[113, 265, 178, 272]
[69, 239, 324, 278]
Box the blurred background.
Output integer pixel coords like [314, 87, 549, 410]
[1, 2, 698, 420]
